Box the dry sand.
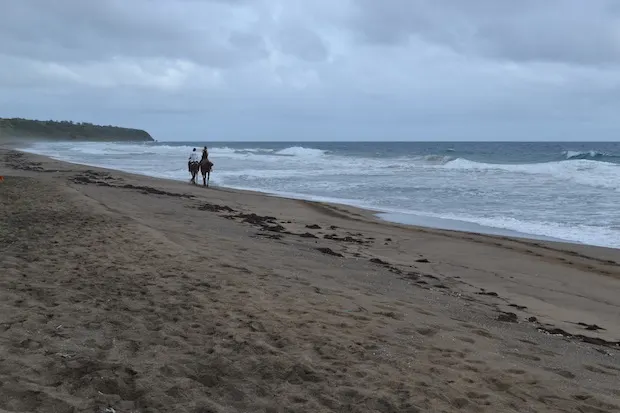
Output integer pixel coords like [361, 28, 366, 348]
[0, 147, 619, 413]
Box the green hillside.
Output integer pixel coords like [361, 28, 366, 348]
[0, 118, 154, 142]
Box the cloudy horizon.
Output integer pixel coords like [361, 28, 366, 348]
[1, 0, 620, 141]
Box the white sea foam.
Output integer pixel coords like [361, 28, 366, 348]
[275, 146, 327, 157]
[562, 150, 610, 160]
[380, 210, 619, 248]
[441, 158, 620, 191]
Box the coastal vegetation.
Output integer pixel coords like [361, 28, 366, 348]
[0, 117, 154, 141]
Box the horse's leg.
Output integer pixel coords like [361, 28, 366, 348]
[202, 171, 206, 187]
[207, 171, 210, 187]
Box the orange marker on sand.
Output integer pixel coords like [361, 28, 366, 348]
[0, 176, 4, 183]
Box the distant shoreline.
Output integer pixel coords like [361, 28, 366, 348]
[0, 117, 154, 142]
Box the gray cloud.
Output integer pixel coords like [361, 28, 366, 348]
[352, 0, 620, 66]
[0, 0, 267, 67]
[1, 0, 619, 140]
[277, 26, 329, 62]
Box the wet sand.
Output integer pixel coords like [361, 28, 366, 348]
[1, 147, 619, 412]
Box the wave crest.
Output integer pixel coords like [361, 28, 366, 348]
[414, 154, 455, 165]
[275, 146, 327, 157]
[562, 150, 610, 160]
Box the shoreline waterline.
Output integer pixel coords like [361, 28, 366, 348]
[13, 144, 581, 247]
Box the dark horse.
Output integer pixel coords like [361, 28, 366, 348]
[190, 154, 213, 187]
[200, 154, 214, 187]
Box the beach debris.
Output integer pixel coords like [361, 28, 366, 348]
[71, 176, 92, 185]
[306, 224, 321, 229]
[237, 213, 276, 225]
[120, 184, 193, 198]
[374, 311, 403, 320]
[528, 317, 538, 323]
[5, 151, 45, 171]
[253, 233, 283, 240]
[577, 322, 605, 331]
[298, 232, 318, 238]
[198, 203, 235, 213]
[71, 173, 193, 198]
[477, 291, 499, 297]
[497, 312, 518, 323]
[537, 326, 620, 348]
[415, 258, 430, 263]
[324, 234, 367, 243]
[264, 224, 286, 232]
[403, 272, 420, 281]
[316, 247, 344, 257]
[368, 258, 403, 274]
[232, 213, 288, 233]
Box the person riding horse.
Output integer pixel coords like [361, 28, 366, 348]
[188, 146, 214, 186]
[188, 148, 200, 172]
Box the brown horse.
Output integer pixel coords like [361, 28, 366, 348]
[199, 155, 214, 187]
[189, 161, 201, 184]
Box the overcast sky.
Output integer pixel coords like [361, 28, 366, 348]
[1, 0, 620, 141]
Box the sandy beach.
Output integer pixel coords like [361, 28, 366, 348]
[1, 146, 619, 412]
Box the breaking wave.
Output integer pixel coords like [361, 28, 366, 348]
[441, 158, 620, 191]
[562, 150, 617, 161]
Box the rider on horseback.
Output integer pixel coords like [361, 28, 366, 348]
[188, 146, 214, 186]
[188, 148, 199, 172]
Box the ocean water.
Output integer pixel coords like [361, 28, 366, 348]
[19, 141, 620, 249]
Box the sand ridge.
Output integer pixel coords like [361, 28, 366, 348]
[0, 148, 619, 412]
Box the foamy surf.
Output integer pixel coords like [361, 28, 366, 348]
[18, 140, 620, 249]
[562, 150, 613, 160]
